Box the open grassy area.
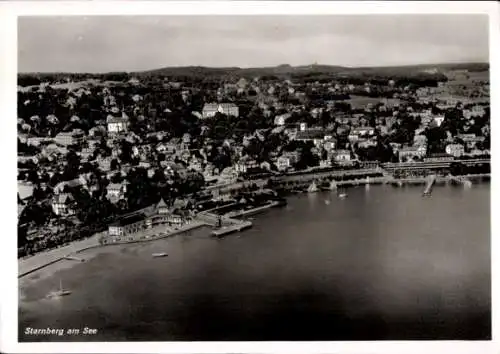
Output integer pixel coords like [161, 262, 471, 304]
[344, 95, 402, 109]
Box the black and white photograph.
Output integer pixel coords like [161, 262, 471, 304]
[2, 1, 499, 352]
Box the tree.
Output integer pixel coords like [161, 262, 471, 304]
[424, 126, 447, 154]
[119, 140, 133, 163]
[296, 142, 319, 170]
[110, 158, 120, 171]
[63, 149, 81, 180]
[116, 198, 128, 213]
[32, 186, 48, 201]
[110, 173, 123, 183]
[26, 169, 39, 184]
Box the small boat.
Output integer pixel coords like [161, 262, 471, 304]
[48, 279, 71, 298]
[338, 192, 348, 199]
[152, 252, 168, 258]
[324, 200, 331, 205]
[307, 181, 319, 193]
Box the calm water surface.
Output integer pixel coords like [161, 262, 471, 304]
[19, 184, 491, 341]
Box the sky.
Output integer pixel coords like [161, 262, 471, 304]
[18, 15, 490, 73]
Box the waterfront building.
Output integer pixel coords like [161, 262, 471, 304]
[107, 213, 146, 240]
[145, 199, 182, 229]
[106, 199, 187, 243]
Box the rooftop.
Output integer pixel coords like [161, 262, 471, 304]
[111, 213, 146, 227]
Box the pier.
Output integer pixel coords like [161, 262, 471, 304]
[198, 201, 287, 238]
[211, 220, 252, 238]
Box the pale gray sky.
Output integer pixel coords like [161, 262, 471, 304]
[18, 15, 489, 73]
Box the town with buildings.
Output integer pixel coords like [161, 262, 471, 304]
[17, 64, 491, 259]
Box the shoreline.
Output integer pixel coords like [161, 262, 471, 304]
[18, 175, 489, 280]
[18, 221, 208, 279]
[277, 173, 490, 191]
[18, 201, 283, 279]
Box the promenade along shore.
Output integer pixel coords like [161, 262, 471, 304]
[18, 197, 284, 278]
[18, 168, 490, 279]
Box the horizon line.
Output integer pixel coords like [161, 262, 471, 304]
[17, 60, 490, 76]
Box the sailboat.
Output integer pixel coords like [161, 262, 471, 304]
[307, 181, 319, 193]
[48, 279, 72, 298]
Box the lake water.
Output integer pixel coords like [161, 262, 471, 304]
[19, 183, 491, 341]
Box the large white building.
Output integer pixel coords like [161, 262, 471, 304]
[202, 103, 239, 119]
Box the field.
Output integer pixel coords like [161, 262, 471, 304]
[344, 95, 402, 109]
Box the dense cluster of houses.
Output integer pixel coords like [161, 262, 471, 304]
[17, 70, 490, 239]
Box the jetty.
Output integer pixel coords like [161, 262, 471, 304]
[198, 210, 254, 238]
[422, 174, 437, 196]
[212, 220, 252, 238]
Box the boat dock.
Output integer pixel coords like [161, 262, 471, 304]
[212, 220, 252, 238]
